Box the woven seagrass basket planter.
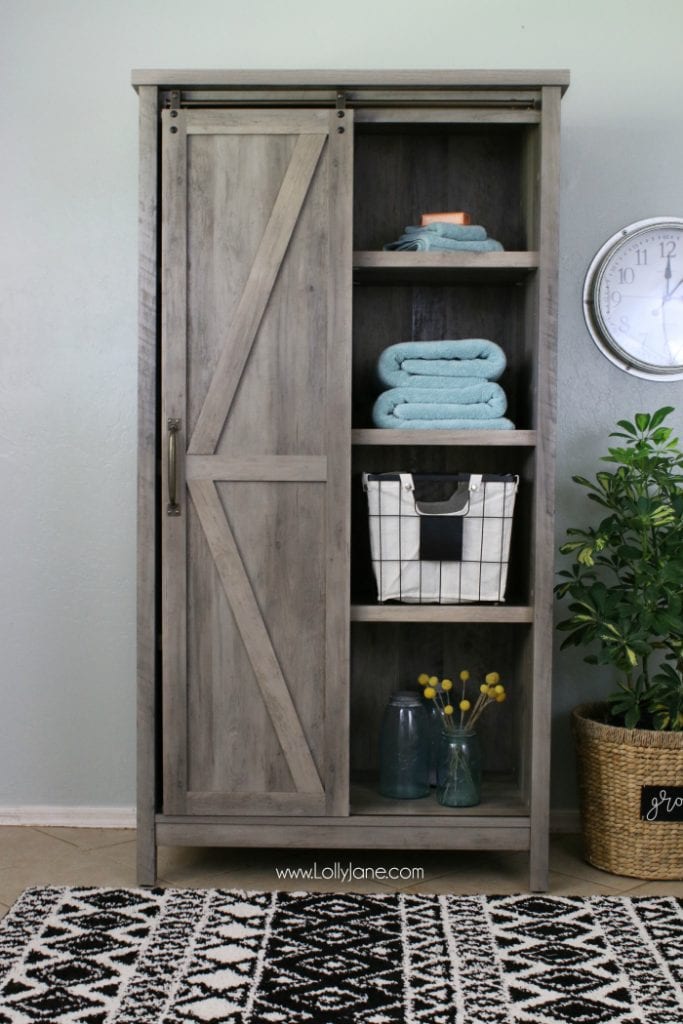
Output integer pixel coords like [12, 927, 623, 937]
[572, 702, 683, 879]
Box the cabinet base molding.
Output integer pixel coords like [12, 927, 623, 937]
[155, 817, 530, 851]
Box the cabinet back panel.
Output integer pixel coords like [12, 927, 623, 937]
[350, 622, 525, 777]
[354, 127, 531, 252]
[352, 284, 529, 430]
[351, 446, 533, 606]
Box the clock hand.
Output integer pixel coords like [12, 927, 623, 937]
[658, 262, 682, 311]
[660, 295, 677, 365]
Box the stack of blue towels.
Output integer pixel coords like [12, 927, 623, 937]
[383, 222, 504, 252]
[372, 339, 515, 430]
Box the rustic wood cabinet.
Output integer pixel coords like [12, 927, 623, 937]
[134, 70, 568, 890]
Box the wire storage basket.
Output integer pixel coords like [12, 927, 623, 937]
[362, 472, 518, 604]
[572, 702, 683, 879]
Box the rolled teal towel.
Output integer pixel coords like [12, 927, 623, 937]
[377, 339, 507, 386]
[384, 235, 504, 252]
[403, 223, 488, 241]
[373, 384, 509, 427]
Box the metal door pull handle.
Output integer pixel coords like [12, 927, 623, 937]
[167, 418, 181, 516]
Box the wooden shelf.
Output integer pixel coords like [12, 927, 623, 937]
[351, 775, 528, 818]
[352, 428, 536, 446]
[351, 604, 533, 623]
[353, 250, 538, 283]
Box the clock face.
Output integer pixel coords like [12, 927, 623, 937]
[583, 218, 683, 379]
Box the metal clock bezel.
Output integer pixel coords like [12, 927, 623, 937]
[582, 216, 683, 381]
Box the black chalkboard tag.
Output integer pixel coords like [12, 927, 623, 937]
[640, 786, 683, 822]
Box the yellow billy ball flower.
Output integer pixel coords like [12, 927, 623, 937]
[459, 699, 471, 711]
[441, 679, 453, 691]
[444, 704, 454, 715]
[480, 683, 489, 694]
[459, 670, 470, 682]
[495, 692, 507, 703]
[417, 673, 430, 686]
[494, 684, 505, 694]
[485, 671, 500, 685]
[487, 686, 497, 698]
[423, 687, 437, 699]
[429, 675, 439, 687]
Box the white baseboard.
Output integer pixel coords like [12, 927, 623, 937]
[0, 806, 136, 829]
[0, 805, 581, 835]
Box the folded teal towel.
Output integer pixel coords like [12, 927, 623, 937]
[373, 384, 509, 428]
[377, 339, 506, 386]
[403, 223, 488, 241]
[384, 235, 504, 252]
[374, 416, 515, 429]
[378, 416, 514, 429]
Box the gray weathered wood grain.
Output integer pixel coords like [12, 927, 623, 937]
[160, 109, 189, 816]
[189, 130, 326, 455]
[527, 85, 562, 892]
[136, 85, 159, 885]
[189, 477, 324, 794]
[132, 68, 570, 91]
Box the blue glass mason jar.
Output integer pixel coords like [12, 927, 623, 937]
[436, 726, 481, 807]
[379, 691, 430, 799]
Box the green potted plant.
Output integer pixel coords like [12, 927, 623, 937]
[556, 407, 683, 878]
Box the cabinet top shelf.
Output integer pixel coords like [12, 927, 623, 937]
[132, 69, 570, 92]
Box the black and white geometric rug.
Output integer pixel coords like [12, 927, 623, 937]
[0, 887, 681, 1023]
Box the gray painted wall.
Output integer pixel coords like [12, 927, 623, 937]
[1, 0, 682, 813]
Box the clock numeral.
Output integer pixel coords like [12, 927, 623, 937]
[635, 249, 648, 266]
[619, 268, 635, 285]
[610, 290, 622, 306]
[619, 315, 630, 333]
[660, 240, 677, 258]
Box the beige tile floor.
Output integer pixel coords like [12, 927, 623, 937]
[0, 827, 681, 919]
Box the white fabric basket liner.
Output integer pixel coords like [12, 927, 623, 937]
[362, 471, 519, 603]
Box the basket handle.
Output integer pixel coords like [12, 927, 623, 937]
[400, 473, 483, 517]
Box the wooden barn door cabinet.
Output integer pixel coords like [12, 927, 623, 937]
[134, 70, 568, 891]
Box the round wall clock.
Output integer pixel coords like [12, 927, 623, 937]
[583, 217, 683, 380]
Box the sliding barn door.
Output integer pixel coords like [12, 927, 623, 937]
[160, 108, 352, 816]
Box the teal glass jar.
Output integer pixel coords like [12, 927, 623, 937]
[436, 727, 481, 807]
[379, 691, 430, 799]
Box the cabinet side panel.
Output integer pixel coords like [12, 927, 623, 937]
[529, 86, 562, 891]
[136, 85, 159, 884]
[325, 111, 353, 816]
